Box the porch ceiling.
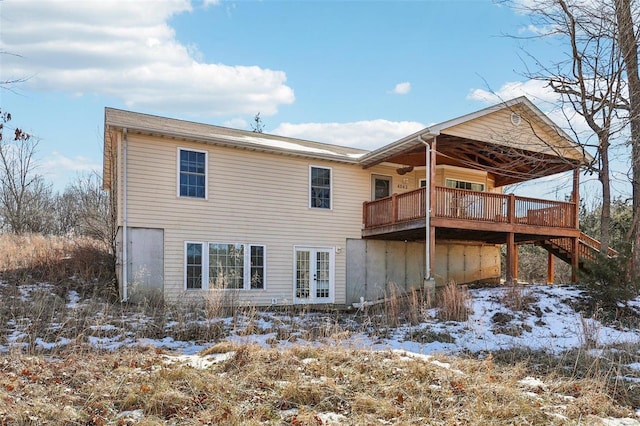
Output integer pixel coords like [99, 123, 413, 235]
[377, 133, 580, 187]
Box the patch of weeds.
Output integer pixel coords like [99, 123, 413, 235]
[405, 328, 455, 344]
[491, 312, 514, 325]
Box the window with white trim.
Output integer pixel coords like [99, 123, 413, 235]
[310, 166, 331, 209]
[184, 242, 265, 290]
[445, 178, 485, 192]
[185, 242, 203, 289]
[179, 149, 207, 198]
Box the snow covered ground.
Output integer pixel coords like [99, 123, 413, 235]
[3, 282, 638, 359]
[2, 281, 640, 424]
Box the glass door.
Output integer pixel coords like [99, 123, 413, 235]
[294, 247, 334, 304]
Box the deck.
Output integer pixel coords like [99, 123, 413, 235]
[362, 186, 579, 243]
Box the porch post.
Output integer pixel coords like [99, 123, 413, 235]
[429, 137, 437, 282]
[419, 133, 436, 292]
[571, 237, 579, 283]
[547, 252, 555, 284]
[572, 168, 580, 229]
[506, 232, 516, 284]
[514, 243, 519, 282]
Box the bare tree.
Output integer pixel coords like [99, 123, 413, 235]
[63, 172, 117, 253]
[613, 0, 640, 276]
[0, 109, 53, 234]
[502, 0, 630, 254]
[251, 112, 264, 133]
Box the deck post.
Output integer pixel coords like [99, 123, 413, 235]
[429, 137, 437, 283]
[391, 193, 398, 224]
[506, 232, 516, 284]
[508, 193, 516, 224]
[547, 252, 555, 284]
[571, 237, 579, 283]
[573, 168, 580, 229]
[362, 201, 367, 229]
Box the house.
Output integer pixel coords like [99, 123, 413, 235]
[102, 97, 600, 305]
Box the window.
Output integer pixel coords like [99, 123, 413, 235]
[372, 175, 391, 200]
[310, 166, 331, 209]
[445, 178, 485, 192]
[210, 243, 244, 289]
[179, 149, 206, 198]
[185, 242, 265, 290]
[250, 245, 265, 289]
[186, 242, 203, 289]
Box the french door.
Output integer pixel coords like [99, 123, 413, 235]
[294, 247, 334, 304]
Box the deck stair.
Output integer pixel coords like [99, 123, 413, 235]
[537, 232, 618, 270]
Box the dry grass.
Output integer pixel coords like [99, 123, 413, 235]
[0, 344, 637, 425]
[437, 281, 472, 321]
[1, 236, 639, 424]
[0, 233, 114, 294]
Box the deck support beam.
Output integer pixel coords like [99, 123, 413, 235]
[429, 137, 437, 283]
[571, 237, 579, 283]
[547, 252, 555, 284]
[506, 232, 517, 284]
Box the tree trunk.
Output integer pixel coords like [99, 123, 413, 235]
[614, 0, 640, 274]
[599, 132, 611, 253]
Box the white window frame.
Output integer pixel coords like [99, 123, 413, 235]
[184, 241, 266, 291]
[419, 178, 427, 188]
[177, 147, 208, 200]
[371, 174, 392, 200]
[184, 241, 205, 290]
[445, 178, 485, 192]
[292, 246, 335, 304]
[309, 165, 333, 210]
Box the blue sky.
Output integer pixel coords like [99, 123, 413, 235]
[0, 0, 623, 199]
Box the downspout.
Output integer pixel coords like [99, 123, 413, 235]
[417, 135, 434, 282]
[122, 128, 128, 302]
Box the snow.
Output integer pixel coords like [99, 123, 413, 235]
[223, 134, 360, 159]
[2, 281, 640, 424]
[2, 285, 639, 362]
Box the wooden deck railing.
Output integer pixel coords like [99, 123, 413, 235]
[363, 186, 577, 230]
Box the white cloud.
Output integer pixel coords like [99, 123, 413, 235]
[40, 151, 102, 188]
[467, 79, 558, 105]
[223, 118, 249, 129]
[0, 0, 294, 117]
[272, 119, 425, 150]
[389, 82, 411, 95]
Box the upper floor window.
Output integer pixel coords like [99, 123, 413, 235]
[445, 178, 485, 192]
[310, 166, 331, 209]
[179, 148, 207, 198]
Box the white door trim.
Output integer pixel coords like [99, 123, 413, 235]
[293, 246, 335, 304]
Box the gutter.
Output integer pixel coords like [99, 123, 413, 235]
[122, 127, 128, 302]
[417, 134, 435, 283]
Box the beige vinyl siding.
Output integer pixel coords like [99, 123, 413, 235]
[368, 164, 422, 200]
[443, 107, 582, 162]
[123, 134, 373, 304]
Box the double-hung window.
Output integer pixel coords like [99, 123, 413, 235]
[310, 166, 331, 209]
[185, 242, 203, 289]
[184, 242, 265, 290]
[445, 178, 485, 192]
[179, 148, 207, 198]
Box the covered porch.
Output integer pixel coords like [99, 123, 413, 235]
[357, 97, 594, 285]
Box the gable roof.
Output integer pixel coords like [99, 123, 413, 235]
[358, 96, 592, 168]
[103, 97, 593, 189]
[103, 108, 367, 185]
